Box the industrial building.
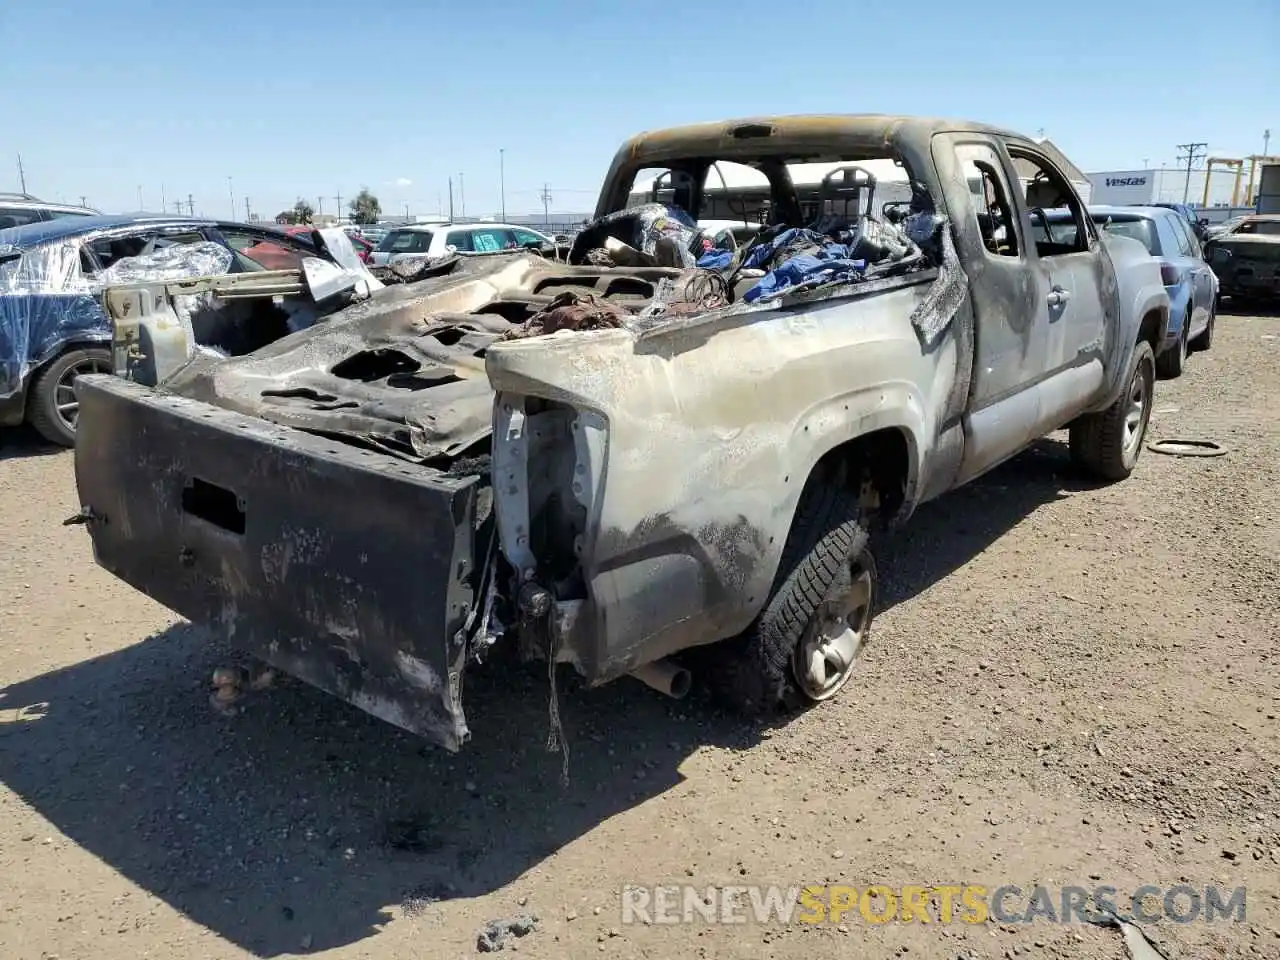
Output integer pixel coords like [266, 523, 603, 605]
[1087, 158, 1278, 212]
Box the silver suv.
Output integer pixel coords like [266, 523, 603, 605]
[0, 192, 99, 230]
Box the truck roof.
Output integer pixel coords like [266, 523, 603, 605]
[600, 114, 1089, 217]
[615, 114, 1030, 167]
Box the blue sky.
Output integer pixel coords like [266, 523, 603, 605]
[4, 0, 1277, 219]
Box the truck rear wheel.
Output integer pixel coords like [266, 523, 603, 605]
[1069, 340, 1155, 482]
[701, 480, 877, 714]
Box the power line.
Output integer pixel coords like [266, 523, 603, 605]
[1175, 141, 1208, 203]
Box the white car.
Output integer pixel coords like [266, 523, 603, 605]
[0, 192, 99, 229]
[369, 222, 557, 266]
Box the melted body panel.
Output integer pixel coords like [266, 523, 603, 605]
[487, 277, 958, 681]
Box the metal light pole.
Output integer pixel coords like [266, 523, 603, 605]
[499, 149, 506, 221]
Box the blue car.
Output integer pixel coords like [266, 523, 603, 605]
[1032, 204, 1217, 379]
[1145, 202, 1208, 242]
[1088, 206, 1218, 378]
[0, 214, 325, 446]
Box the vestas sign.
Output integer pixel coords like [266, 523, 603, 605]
[1088, 169, 1156, 203]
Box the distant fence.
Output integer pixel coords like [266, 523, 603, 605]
[506, 219, 586, 238]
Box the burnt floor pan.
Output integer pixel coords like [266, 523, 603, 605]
[71, 374, 480, 750]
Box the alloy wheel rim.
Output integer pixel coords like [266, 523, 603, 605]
[792, 561, 873, 700]
[1122, 362, 1150, 461]
[55, 357, 110, 430]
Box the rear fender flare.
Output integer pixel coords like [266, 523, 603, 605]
[1087, 285, 1167, 414]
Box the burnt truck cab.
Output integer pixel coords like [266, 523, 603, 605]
[72, 115, 1168, 751]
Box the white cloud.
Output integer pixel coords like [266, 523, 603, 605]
[394, 177, 412, 187]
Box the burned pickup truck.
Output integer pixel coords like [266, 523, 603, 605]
[71, 116, 1170, 751]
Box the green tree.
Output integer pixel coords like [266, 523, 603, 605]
[350, 188, 381, 225]
[292, 198, 315, 225]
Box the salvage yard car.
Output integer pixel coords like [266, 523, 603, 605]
[369, 221, 560, 265]
[70, 115, 1170, 751]
[0, 215, 378, 446]
[1203, 213, 1280, 305]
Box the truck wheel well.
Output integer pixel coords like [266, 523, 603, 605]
[1138, 309, 1164, 351]
[810, 428, 909, 528]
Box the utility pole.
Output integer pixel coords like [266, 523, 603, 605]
[403, 201, 410, 220]
[333, 191, 343, 224]
[161, 184, 167, 212]
[1265, 129, 1273, 158]
[244, 196, 252, 221]
[499, 149, 506, 222]
[79, 195, 88, 207]
[137, 185, 144, 210]
[227, 176, 235, 221]
[1175, 141, 1208, 203]
[540, 183, 552, 227]
[187, 194, 195, 217]
[459, 173, 465, 218]
[317, 197, 324, 219]
[16, 154, 27, 194]
[448, 176, 455, 221]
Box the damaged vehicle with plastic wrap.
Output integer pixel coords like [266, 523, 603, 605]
[68, 116, 1171, 754]
[0, 214, 380, 445]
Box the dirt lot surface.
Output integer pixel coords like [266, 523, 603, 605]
[2, 310, 1278, 960]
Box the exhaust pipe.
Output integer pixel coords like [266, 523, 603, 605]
[630, 659, 692, 700]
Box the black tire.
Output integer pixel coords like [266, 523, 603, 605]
[1189, 305, 1215, 352]
[1069, 340, 1155, 482]
[700, 480, 877, 714]
[26, 346, 113, 447]
[1155, 325, 1187, 379]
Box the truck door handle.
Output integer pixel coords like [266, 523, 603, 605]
[1047, 286, 1071, 307]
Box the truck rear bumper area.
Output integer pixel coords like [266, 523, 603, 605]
[72, 374, 480, 751]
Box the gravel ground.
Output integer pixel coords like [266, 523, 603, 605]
[1, 309, 1277, 960]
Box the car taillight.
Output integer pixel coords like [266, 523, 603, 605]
[1159, 262, 1181, 286]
